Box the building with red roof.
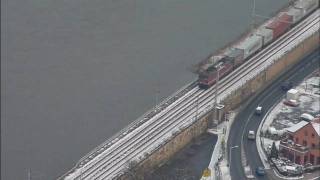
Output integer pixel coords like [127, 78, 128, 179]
[279, 118, 320, 166]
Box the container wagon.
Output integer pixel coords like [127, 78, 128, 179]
[235, 34, 263, 59]
[266, 13, 293, 39]
[255, 27, 274, 46]
[286, 6, 304, 23]
[294, 0, 319, 15]
[197, 0, 318, 89]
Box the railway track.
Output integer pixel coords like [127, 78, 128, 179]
[62, 9, 319, 180]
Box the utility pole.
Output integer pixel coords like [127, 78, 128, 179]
[155, 89, 160, 110]
[214, 64, 221, 127]
[251, 0, 256, 30]
[27, 169, 31, 180]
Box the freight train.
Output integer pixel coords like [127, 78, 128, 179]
[198, 0, 319, 89]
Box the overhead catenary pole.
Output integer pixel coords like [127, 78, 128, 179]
[214, 64, 221, 127]
[28, 169, 31, 180]
[155, 89, 160, 110]
[251, 0, 256, 30]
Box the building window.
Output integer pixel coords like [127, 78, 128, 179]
[303, 140, 307, 146]
[305, 131, 308, 136]
[312, 143, 315, 148]
[296, 137, 299, 143]
[312, 133, 315, 138]
[317, 157, 320, 165]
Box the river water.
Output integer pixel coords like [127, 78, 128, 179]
[1, 0, 289, 179]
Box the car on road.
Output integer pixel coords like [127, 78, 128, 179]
[255, 166, 266, 176]
[255, 106, 263, 115]
[244, 166, 255, 179]
[281, 81, 293, 91]
[247, 130, 255, 140]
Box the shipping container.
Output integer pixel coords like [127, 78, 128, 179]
[266, 13, 293, 39]
[294, 0, 319, 15]
[255, 27, 273, 46]
[235, 34, 263, 59]
[225, 48, 244, 67]
[286, 6, 304, 24]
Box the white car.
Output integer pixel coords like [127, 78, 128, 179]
[255, 106, 262, 115]
[248, 130, 255, 140]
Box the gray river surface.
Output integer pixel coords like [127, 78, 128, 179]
[1, 0, 289, 179]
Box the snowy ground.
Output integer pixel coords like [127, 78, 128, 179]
[256, 69, 320, 179]
[262, 70, 320, 134]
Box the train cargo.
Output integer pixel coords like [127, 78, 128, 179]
[255, 27, 273, 46]
[286, 6, 304, 23]
[198, 60, 234, 89]
[197, 0, 317, 89]
[235, 34, 263, 59]
[294, 0, 319, 15]
[266, 13, 293, 39]
[225, 48, 244, 67]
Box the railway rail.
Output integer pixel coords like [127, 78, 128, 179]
[61, 9, 319, 180]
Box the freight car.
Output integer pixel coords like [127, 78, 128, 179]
[236, 34, 263, 59]
[198, 0, 318, 89]
[266, 12, 293, 39]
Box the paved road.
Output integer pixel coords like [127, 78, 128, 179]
[228, 48, 320, 180]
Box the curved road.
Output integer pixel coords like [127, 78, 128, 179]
[228, 49, 320, 180]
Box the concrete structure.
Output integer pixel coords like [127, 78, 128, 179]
[130, 112, 211, 179]
[279, 118, 320, 166]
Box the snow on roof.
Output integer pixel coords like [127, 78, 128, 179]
[300, 113, 314, 121]
[311, 122, 320, 136]
[286, 121, 308, 133]
[288, 88, 298, 94]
